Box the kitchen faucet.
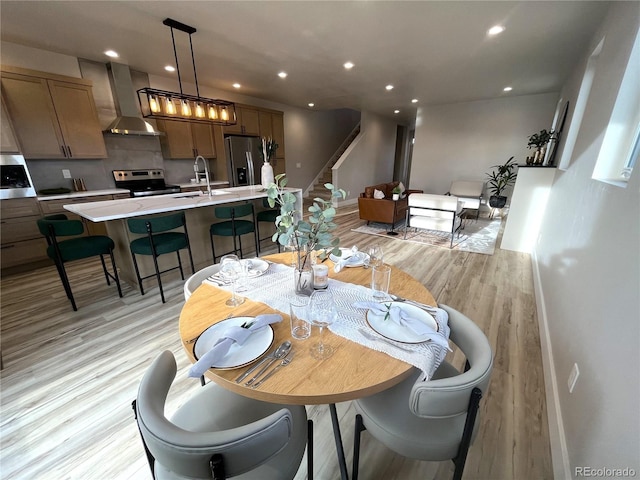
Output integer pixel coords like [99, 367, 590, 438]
[194, 155, 212, 197]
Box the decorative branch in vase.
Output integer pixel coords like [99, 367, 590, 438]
[259, 137, 278, 189]
[266, 174, 346, 295]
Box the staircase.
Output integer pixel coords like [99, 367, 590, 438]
[303, 123, 360, 211]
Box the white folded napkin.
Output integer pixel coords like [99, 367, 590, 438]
[334, 246, 361, 273]
[188, 314, 282, 378]
[354, 301, 451, 351]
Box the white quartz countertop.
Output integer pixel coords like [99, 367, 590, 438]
[177, 181, 229, 188]
[63, 185, 299, 222]
[37, 189, 130, 201]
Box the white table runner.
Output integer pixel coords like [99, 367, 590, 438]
[204, 262, 450, 379]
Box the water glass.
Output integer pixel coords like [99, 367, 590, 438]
[309, 290, 337, 359]
[368, 244, 384, 268]
[290, 295, 311, 340]
[219, 255, 244, 307]
[371, 264, 391, 300]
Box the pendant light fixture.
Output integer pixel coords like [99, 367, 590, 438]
[137, 18, 237, 125]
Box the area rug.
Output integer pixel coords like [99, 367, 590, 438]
[351, 217, 502, 255]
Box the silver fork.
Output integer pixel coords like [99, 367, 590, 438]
[251, 352, 295, 388]
[358, 328, 414, 353]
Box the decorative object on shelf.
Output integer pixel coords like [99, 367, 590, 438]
[543, 100, 570, 166]
[392, 186, 401, 201]
[260, 137, 277, 189]
[267, 174, 346, 295]
[485, 156, 517, 208]
[137, 18, 237, 126]
[526, 129, 554, 165]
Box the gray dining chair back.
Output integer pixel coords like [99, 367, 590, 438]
[352, 304, 493, 480]
[133, 350, 312, 480]
[183, 264, 220, 301]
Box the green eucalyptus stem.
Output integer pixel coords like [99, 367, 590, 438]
[266, 173, 346, 271]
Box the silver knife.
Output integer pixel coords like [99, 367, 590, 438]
[251, 351, 295, 388]
[244, 342, 292, 386]
[235, 341, 291, 384]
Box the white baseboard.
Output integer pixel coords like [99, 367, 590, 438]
[531, 249, 571, 479]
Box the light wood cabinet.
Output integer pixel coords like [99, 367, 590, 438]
[0, 67, 106, 159]
[1, 96, 20, 153]
[0, 198, 48, 269]
[156, 119, 216, 159]
[271, 112, 285, 160]
[223, 106, 260, 136]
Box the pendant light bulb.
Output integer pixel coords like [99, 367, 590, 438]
[221, 106, 229, 122]
[181, 100, 192, 116]
[149, 95, 161, 113]
[164, 96, 177, 115]
[195, 102, 205, 118]
[207, 104, 218, 120]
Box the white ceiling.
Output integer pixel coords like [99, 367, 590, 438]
[0, 1, 611, 124]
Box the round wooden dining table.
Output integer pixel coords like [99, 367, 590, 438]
[179, 252, 437, 479]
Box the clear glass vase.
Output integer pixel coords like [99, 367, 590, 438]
[293, 246, 314, 296]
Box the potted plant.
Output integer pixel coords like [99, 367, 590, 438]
[392, 186, 401, 201]
[527, 129, 553, 165]
[485, 156, 518, 208]
[267, 174, 346, 295]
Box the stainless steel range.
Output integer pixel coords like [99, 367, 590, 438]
[112, 169, 181, 197]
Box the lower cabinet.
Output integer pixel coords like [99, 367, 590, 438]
[0, 198, 48, 270]
[1, 194, 126, 273]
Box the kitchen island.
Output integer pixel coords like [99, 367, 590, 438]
[64, 185, 302, 289]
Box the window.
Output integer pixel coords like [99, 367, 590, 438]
[592, 26, 640, 186]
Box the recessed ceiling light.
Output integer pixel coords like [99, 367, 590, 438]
[308, 103, 315, 107]
[394, 110, 400, 114]
[385, 85, 394, 91]
[503, 86, 513, 92]
[164, 65, 175, 72]
[278, 71, 288, 79]
[411, 99, 419, 103]
[233, 83, 241, 89]
[344, 62, 354, 70]
[488, 25, 505, 36]
[104, 50, 119, 58]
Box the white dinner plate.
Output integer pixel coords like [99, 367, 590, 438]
[193, 316, 275, 369]
[243, 258, 270, 277]
[329, 248, 369, 267]
[365, 302, 438, 344]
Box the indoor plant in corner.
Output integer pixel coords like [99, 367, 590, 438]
[485, 156, 517, 208]
[267, 174, 346, 295]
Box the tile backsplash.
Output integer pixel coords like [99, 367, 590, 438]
[26, 134, 206, 191]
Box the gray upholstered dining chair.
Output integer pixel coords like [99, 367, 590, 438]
[183, 264, 220, 301]
[351, 305, 493, 480]
[132, 350, 312, 480]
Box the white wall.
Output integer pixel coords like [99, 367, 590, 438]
[411, 93, 558, 201]
[534, 3, 640, 477]
[333, 111, 398, 203]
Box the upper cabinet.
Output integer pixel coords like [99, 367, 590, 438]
[156, 119, 216, 159]
[223, 106, 260, 136]
[0, 96, 20, 154]
[0, 67, 107, 159]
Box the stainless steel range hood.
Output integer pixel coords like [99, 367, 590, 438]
[105, 62, 162, 136]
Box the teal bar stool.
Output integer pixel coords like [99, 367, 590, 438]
[209, 203, 259, 263]
[128, 212, 194, 304]
[256, 198, 281, 254]
[37, 214, 122, 311]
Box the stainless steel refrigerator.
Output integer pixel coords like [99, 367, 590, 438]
[225, 135, 262, 187]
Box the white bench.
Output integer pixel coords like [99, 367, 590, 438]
[404, 194, 464, 248]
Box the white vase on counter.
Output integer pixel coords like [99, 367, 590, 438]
[261, 161, 275, 189]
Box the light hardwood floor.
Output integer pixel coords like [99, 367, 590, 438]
[0, 208, 552, 480]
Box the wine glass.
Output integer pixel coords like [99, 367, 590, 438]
[219, 255, 244, 306]
[308, 290, 337, 359]
[367, 244, 384, 268]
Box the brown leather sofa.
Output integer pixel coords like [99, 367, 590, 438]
[358, 181, 423, 232]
